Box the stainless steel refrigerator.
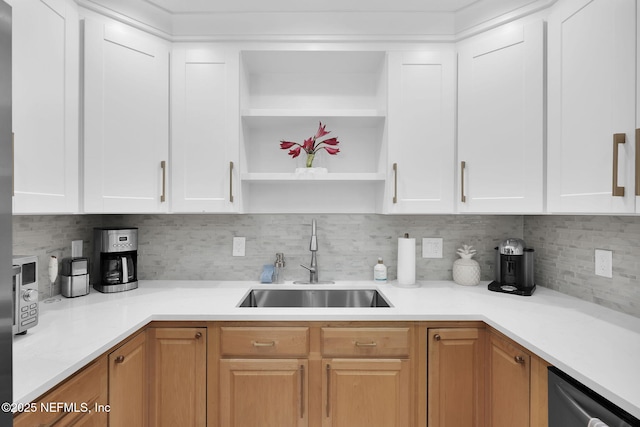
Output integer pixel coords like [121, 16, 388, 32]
[0, 0, 12, 424]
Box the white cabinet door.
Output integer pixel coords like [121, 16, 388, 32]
[547, 0, 636, 213]
[457, 20, 544, 213]
[12, 0, 79, 214]
[171, 46, 240, 213]
[386, 50, 456, 214]
[83, 18, 170, 213]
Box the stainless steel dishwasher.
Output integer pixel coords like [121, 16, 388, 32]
[548, 367, 639, 427]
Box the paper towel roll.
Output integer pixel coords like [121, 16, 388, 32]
[397, 236, 416, 287]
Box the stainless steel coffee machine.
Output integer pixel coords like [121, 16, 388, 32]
[488, 238, 536, 296]
[93, 227, 138, 293]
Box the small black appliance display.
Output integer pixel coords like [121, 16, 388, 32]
[488, 238, 536, 296]
[93, 227, 138, 293]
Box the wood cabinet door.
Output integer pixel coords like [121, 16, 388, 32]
[219, 358, 308, 427]
[148, 327, 207, 427]
[322, 358, 410, 427]
[14, 357, 108, 427]
[427, 328, 485, 427]
[171, 46, 240, 213]
[12, 0, 79, 214]
[83, 17, 170, 213]
[457, 20, 544, 213]
[108, 331, 147, 427]
[547, 0, 636, 213]
[386, 50, 456, 214]
[487, 333, 531, 427]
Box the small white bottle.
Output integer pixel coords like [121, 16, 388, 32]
[374, 257, 387, 283]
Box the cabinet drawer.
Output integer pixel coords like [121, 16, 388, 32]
[322, 327, 411, 357]
[220, 327, 309, 357]
[14, 357, 108, 427]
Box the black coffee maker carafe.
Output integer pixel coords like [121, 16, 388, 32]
[93, 227, 138, 293]
[488, 238, 536, 296]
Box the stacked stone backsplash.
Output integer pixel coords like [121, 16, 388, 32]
[13, 214, 521, 297]
[13, 214, 640, 318]
[523, 215, 640, 318]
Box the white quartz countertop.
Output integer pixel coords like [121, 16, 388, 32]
[13, 280, 640, 418]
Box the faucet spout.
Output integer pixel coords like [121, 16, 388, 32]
[296, 219, 333, 284]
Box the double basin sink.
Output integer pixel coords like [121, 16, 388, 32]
[238, 289, 391, 308]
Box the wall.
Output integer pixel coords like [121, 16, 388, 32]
[14, 214, 640, 319]
[523, 215, 640, 318]
[13, 214, 521, 295]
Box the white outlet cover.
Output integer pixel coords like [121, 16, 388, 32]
[594, 249, 612, 278]
[422, 238, 443, 258]
[232, 237, 246, 257]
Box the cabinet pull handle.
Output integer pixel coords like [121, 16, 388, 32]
[299, 364, 305, 419]
[514, 355, 525, 364]
[636, 128, 640, 196]
[434, 334, 441, 341]
[12, 132, 15, 197]
[392, 163, 398, 204]
[160, 160, 167, 202]
[252, 340, 275, 347]
[460, 161, 467, 203]
[195, 332, 202, 339]
[115, 355, 125, 364]
[229, 161, 234, 203]
[355, 341, 377, 347]
[612, 134, 625, 197]
[326, 363, 331, 418]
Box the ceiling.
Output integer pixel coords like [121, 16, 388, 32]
[143, 0, 480, 14]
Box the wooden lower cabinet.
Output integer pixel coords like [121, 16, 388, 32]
[14, 357, 108, 427]
[487, 332, 531, 427]
[427, 327, 485, 427]
[219, 359, 308, 427]
[323, 358, 410, 427]
[147, 327, 207, 427]
[108, 331, 147, 427]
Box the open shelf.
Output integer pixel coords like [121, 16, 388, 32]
[241, 172, 386, 182]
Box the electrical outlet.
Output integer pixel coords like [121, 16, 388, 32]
[422, 238, 443, 258]
[594, 249, 612, 278]
[232, 237, 246, 257]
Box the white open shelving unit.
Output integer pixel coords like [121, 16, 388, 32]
[239, 50, 388, 213]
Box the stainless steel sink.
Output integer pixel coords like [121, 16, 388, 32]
[238, 289, 391, 308]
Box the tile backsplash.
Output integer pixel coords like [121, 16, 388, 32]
[12, 214, 640, 318]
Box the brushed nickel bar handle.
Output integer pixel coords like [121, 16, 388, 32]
[355, 341, 377, 347]
[229, 161, 235, 203]
[636, 129, 639, 196]
[461, 161, 467, 203]
[160, 160, 167, 202]
[12, 132, 15, 196]
[612, 134, 625, 197]
[299, 364, 305, 419]
[325, 363, 331, 418]
[251, 340, 275, 347]
[392, 162, 398, 204]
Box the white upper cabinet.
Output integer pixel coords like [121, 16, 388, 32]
[171, 46, 240, 213]
[83, 17, 170, 213]
[12, 0, 79, 214]
[385, 50, 456, 214]
[457, 20, 544, 213]
[547, 0, 636, 213]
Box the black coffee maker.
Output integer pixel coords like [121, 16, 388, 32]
[488, 238, 536, 296]
[92, 227, 138, 293]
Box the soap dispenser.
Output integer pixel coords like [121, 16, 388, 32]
[374, 257, 387, 283]
[274, 253, 285, 284]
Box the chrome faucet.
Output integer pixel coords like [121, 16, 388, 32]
[295, 219, 333, 284]
[300, 219, 319, 283]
